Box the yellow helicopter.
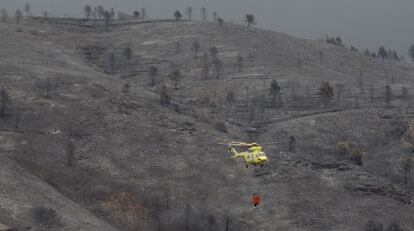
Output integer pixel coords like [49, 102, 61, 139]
[221, 141, 269, 168]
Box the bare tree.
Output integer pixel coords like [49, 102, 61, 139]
[409, 44, 414, 62]
[186, 6, 192, 21]
[288, 136, 296, 152]
[270, 80, 281, 106]
[67, 140, 75, 167]
[213, 12, 218, 22]
[92, 7, 97, 23]
[192, 41, 201, 59]
[175, 41, 181, 54]
[207, 215, 216, 231]
[385, 85, 392, 107]
[213, 58, 221, 80]
[370, 85, 375, 104]
[245, 14, 255, 26]
[141, 8, 146, 20]
[401, 157, 412, 186]
[43, 11, 48, 19]
[169, 69, 181, 90]
[185, 205, 190, 230]
[236, 55, 244, 72]
[335, 83, 344, 103]
[31, 207, 62, 229]
[319, 51, 324, 64]
[201, 7, 207, 22]
[149, 66, 158, 86]
[15, 9, 22, 23]
[122, 83, 130, 95]
[84, 5, 92, 21]
[174, 10, 182, 21]
[201, 53, 210, 80]
[1, 89, 9, 118]
[226, 90, 235, 105]
[319, 81, 334, 109]
[97, 5, 105, 19]
[365, 220, 384, 231]
[45, 77, 51, 98]
[1, 9, 8, 22]
[217, 18, 224, 26]
[104, 11, 111, 31]
[24, 3, 31, 18]
[159, 83, 171, 105]
[14, 105, 22, 129]
[402, 86, 409, 103]
[209, 46, 218, 62]
[110, 8, 115, 20]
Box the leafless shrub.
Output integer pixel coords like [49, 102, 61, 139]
[159, 83, 171, 105]
[350, 148, 362, 166]
[215, 122, 227, 133]
[31, 206, 62, 229]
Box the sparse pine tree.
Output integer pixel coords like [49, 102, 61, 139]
[1, 9, 8, 22]
[201, 7, 207, 22]
[174, 10, 182, 21]
[186, 6, 192, 21]
[15, 9, 22, 23]
[236, 55, 244, 72]
[270, 80, 281, 106]
[245, 14, 255, 26]
[84, 5, 92, 21]
[378, 47, 387, 63]
[133, 11, 140, 19]
[192, 40, 200, 59]
[319, 81, 334, 109]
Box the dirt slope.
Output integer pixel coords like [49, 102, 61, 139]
[0, 19, 413, 230]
